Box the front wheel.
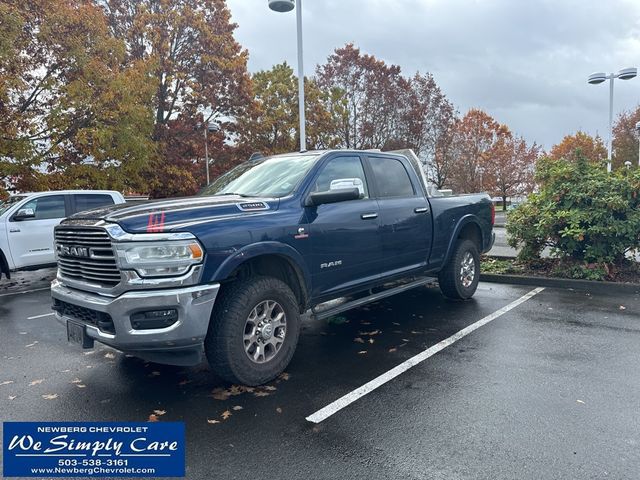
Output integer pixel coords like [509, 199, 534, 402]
[438, 239, 480, 300]
[205, 276, 300, 386]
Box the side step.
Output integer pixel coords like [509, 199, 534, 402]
[311, 277, 436, 321]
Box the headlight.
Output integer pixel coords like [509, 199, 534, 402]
[114, 240, 204, 277]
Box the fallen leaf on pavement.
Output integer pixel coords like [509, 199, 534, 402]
[228, 385, 244, 396]
[42, 394, 58, 400]
[368, 338, 374, 344]
[25, 341, 38, 348]
[29, 379, 44, 386]
[358, 351, 367, 355]
[148, 414, 159, 422]
[154, 410, 166, 416]
[221, 410, 232, 420]
[278, 372, 290, 381]
[211, 388, 230, 401]
[276, 407, 282, 414]
[388, 348, 397, 353]
[359, 330, 380, 336]
[576, 400, 585, 404]
[232, 405, 243, 411]
[8, 395, 16, 400]
[263, 385, 277, 391]
[353, 337, 365, 344]
[619, 305, 626, 310]
[104, 352, 115, 359]
[253, 391, 271, 397]
[207, 419, 220, 424]
[0, 381, 14, 386]
[75, 384, 86, 389]
[70, 378, 82, 384]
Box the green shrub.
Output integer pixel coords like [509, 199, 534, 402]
[507, 155, 640, 264]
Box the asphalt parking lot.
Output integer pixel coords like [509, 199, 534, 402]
[1, 281, 639, 479]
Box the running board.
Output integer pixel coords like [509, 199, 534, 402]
[311, 277, 436, 321]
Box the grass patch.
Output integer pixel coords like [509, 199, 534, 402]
[481, 256, 640, 283]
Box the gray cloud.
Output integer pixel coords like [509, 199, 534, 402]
[228, 0, 640, 149]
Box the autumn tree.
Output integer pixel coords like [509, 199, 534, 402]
[449, 109, 507, 193]
[612, 105, 640, 168]
[102, 0, 252, 196]
[237, 63, 345, 155]
[548, 131, 607, 164]
[485, 135, 540, 210]
[315, 43, 410, 150]
[0, 0, 155, 195]
[398, 73, 457, 188]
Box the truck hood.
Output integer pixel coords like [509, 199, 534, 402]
[66, 195, 280, 233]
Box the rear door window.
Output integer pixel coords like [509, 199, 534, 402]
[72, 194, 115, 214]
[369, 157, 415, 198]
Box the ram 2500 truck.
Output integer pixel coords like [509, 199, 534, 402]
[51, 150, 495, 385]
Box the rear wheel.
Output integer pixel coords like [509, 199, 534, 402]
[438, 239, 480, 300]
[205, 276, 300, 386]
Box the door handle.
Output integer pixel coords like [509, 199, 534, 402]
[414, 207, 429, 214]
[9, 228, 20, 233]
[361, 213, 378, 220]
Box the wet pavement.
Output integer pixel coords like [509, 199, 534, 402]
[1, 281, 639, 479]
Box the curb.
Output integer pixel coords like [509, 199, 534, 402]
[480, 273, 640, 295]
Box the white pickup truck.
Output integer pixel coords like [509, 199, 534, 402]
[0, 190, 125, 278]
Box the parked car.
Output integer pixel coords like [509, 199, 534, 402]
[0, 190, 125, 278]
[51, 150, 494, 385]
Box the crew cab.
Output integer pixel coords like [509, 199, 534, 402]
[0, 190, 125, 278]
[51, 151, 494, 385]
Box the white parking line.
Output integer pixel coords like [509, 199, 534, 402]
[27, 312, 55, 320]
[0, 287, 50, 298]
[306, 287, 545, 424]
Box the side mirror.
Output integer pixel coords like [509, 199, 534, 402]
[14, 208, 35, 220]
[329, 178, 365, 196]
[305, 188, 360, 207]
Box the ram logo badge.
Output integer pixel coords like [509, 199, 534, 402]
[57, 245, 90, 258]
[320, 260, 342, 269]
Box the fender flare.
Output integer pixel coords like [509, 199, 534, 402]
[210, 241, 311, 298]
[442, 215, 484, 266]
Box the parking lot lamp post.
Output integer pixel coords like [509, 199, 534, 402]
[636, 121, 640, 167]
[269, 0, 306, 152]
[587, 67, 637, 172]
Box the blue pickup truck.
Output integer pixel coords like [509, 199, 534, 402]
[51, 150, 495, 385]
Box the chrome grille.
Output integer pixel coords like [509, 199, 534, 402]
[54, 227, 121, 287]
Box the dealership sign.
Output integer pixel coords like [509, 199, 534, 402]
[3, 422, 185, 477]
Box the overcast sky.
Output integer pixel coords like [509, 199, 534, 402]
[226, 0, 640, 150]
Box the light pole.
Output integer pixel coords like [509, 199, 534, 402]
[636, 121, 640, 167]
[587, 67, 637, 172]
[200, 122, 219, 186]
[269, 0, 306, 152]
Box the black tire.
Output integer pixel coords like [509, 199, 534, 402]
[205, 276, 300, 386]
[438, 239, 480, 300]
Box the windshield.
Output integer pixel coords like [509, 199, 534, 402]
[0, 195, 27, 216]
[200, 154, 319, 198]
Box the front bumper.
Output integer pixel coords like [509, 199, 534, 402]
[51, 279, 220, 366]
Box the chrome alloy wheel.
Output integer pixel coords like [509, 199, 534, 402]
[459, 251, 476, 288]
[243, 300, 287, 364]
